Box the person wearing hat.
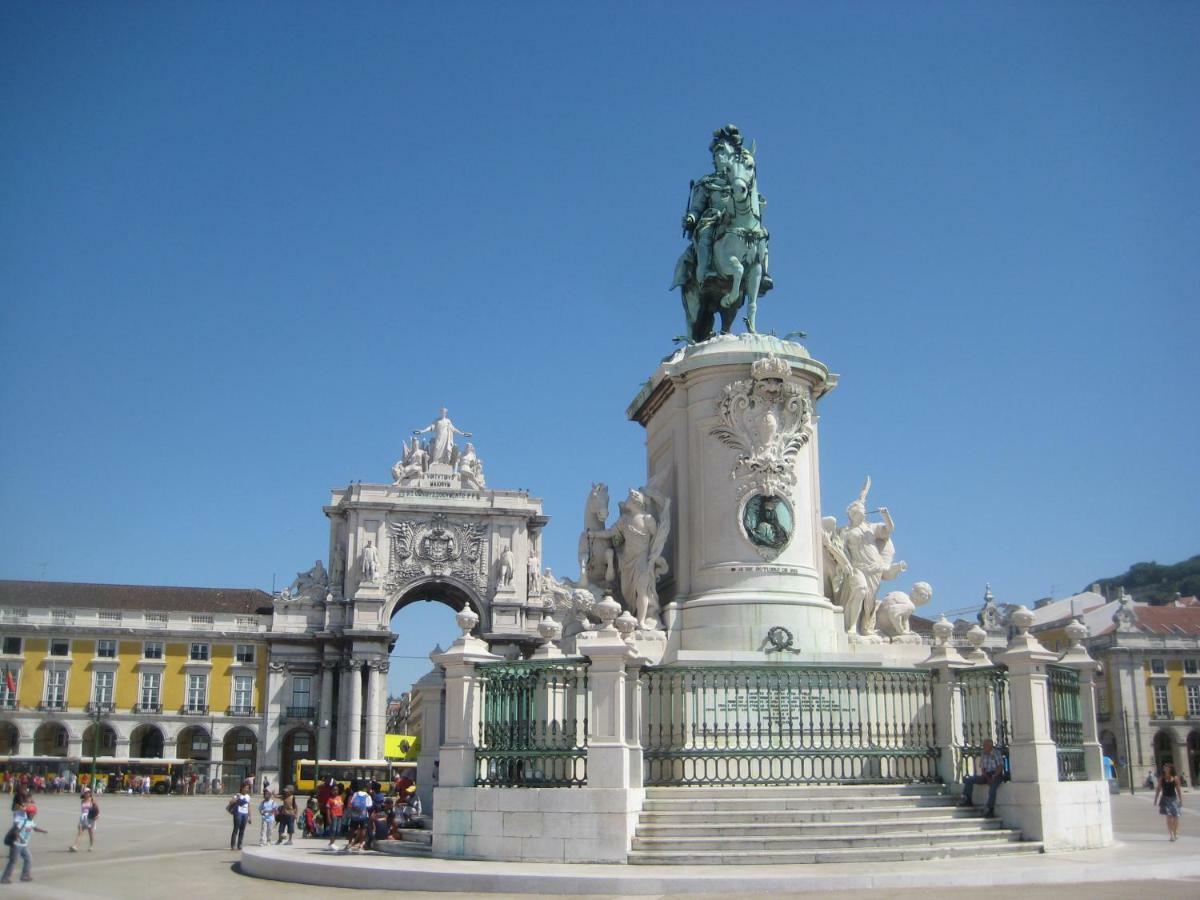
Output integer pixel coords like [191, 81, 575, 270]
[400, 785, 422, 828]
[69, 787, 99, 852]
[2, 799, 48, 883]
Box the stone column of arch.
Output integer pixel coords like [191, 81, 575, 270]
[318, 661, 336, 759]
[344, 660, 364, 760]
[363, 659, 388, 760]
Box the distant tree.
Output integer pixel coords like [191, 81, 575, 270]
[1093, 554, 1200, 605]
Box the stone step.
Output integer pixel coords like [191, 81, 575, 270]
[640, 805, 981, 824]
[631, 828, 1022, 853]
[636, 817, 1004, 838]
[644, 784, 947, 800]
[396, 828, 433, 845]
[374, 839, 433, 857]
[642, 795, 960, 812]
[628, 840, 1043, 865]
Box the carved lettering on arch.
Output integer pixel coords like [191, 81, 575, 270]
[385, 513, 488, 590]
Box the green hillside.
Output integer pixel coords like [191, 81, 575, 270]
[1092, 555, 1200, 605]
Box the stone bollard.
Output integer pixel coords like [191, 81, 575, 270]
[917, 615, 972, 786]
[1056, 618, 1104, 782]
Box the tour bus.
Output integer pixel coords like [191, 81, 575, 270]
[292, 758, 417, 794]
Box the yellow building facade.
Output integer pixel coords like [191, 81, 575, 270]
[1, 581, 271, 790]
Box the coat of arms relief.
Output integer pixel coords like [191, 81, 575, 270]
[710, 354, 813, 500]
[385, 513, 488, 590]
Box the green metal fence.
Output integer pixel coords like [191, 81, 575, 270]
[1048, 664, 1085, 781]
[957, 666, 1010, 781]
[640, 665, 938, 786]
[475, 659, 589, 788]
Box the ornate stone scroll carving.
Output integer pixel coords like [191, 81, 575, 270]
[710, 355, 812, 499]
[385, 513, 487, 590]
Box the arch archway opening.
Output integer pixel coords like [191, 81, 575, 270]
[0, 722, 18, 755]
[1152, 730, 1175, 775]
[130, 724, 165, 759]
[81, 723, 118, 758]
[177, 725, 211, 762]
[33, 722, 69, 757]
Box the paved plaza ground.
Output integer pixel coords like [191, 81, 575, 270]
[2, 788, 1198, 898]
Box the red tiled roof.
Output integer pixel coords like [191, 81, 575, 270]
[1133, 604, 1200, 636]
[0, 580, 272, 615]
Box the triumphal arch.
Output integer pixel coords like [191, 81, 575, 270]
[262, 409, 547, 767]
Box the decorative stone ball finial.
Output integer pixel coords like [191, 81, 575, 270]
[595, 595, 621, 633]
[966, 623, 987, 651]
[1009, 605, 1034, 636]
[932, 615, 954, 647]
[537, 616, 563, 643]
[1065, 617, 1088, 649]
[455, 607, 479, 638]
[614, 610, 638, 640]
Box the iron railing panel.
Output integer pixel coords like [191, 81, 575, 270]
[1048, 664, 1085, 781]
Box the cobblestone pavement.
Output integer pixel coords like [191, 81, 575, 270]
[2, 789, 1197, 898]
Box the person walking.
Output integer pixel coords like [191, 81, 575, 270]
[1155, 762, 1184, 841]
[228, 787, 252, 850]
[2, 800, 47, 884]
[275, 789, 297, 845]
[68, 788, 98, 852]
[257, 789, 276, 846]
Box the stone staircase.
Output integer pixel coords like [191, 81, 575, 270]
[628, 784, 1042, 865]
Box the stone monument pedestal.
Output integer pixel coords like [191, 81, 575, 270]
[627, 334, 843, 659]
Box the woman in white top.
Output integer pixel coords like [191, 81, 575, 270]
[228, 789, 252, 850]
[68, 789, 98, 852]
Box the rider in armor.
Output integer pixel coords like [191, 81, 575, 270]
[680, 124, 741, 284]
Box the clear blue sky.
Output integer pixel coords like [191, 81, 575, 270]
[2, 2, 1197, 697]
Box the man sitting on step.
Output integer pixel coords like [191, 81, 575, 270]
[959, 738, 1005, 818]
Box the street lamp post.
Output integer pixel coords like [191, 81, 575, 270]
[89, 702, 103, 789]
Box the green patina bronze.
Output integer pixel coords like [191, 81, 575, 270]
[672, 124, 774, 341]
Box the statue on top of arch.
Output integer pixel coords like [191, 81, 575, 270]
[391, 407, 487, 490]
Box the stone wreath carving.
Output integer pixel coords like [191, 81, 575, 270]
[385, 513, 487, 590]
[710, 354, 813, 498]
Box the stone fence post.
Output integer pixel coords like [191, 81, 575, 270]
[918, 615, 972, 785]
[1056, 618, 1105, 781]
[576, 597, 637, 790]
[431, 608, 501, 789]
[996, 606, 1060, 787]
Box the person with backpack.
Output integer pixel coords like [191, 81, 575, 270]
[344, 781, 373, 853]
[2, 799, 48, 884]
[227, 787, 252, 850]
[68, 788, 98, 852]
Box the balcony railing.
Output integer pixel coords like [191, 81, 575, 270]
[284, 706, 316, 720]
[86, 702, 115, 715]
[0, 698, 16, 710]
[1151, 709, 1175, 720]
[227, 706, 256, 717]
[38, 700, 67, 711]
[133, 703, 162, 714]
[180, 704, 209, 716]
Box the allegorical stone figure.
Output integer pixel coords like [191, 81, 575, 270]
[415, 408, 470, 466]
[878, 581, 933, 640]
[360, 540, 379, 582]
[600, 489, 671, 630]
[498, 546, 515, 587]
[835, 477, 907, 640]
[527, 546, 541, 594]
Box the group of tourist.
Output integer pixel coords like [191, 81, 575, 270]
[226, 776, 423, 853]
[0, 772, 73, 794]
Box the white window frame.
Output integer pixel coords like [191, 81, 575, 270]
[231, 675, 254, 713]
[1, 636, 21, 656]
[1185, 659, 1199, 675]
[1187, 684, 1200, 718]
[139, 672, 161, 711]
[44, 669, 68, 709]
[143, 641, 164, 660]
[96, 639, 117, 659]
[234, 644, 255, 664]
[0, 668, 17, 708]
[1152, 684, 1171, 718]
[48, 638, 71, 658]
[186, 673, 208, 712]
[92, 670, 115, 707]
[1150, 658, 1166, 675]
[189, 643, 210, 662]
